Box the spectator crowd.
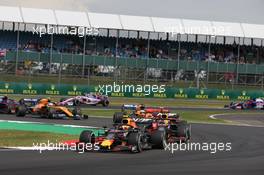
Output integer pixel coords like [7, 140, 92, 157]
[0, 30, 263, 65]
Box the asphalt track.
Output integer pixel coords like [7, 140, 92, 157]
[0, 113, 264, 175]
[83, 105, 229, 111]
[213, 113, 264, 127]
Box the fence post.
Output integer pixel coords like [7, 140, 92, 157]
[177, 34, 181, 70]
[15, 29, 20, 75]
[49, 34, 53, 75]
[207, 35, 211, 84]
[58, 53, 62, 85]
[82, 30, 87, 77]
[236, 37, 240, 84]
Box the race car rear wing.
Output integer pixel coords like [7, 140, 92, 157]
[121, 104, 170, 113]
[19, 98, 39, 105]
[121, 104, 145, 111]
[144, 107, 170, 113]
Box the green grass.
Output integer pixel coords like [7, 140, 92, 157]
[82, 108, 264, 124]
[82, 109, 225, 123]
[0, 130, 78, 147]
[109, 98, 228, 108]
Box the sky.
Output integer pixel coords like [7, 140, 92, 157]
[0, 0, 263, 24]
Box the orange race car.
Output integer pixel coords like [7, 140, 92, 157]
[16, 98, 88, 120]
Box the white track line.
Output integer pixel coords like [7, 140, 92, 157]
[0, 120, 98, 129]
[208, 113, 264, 128]
[0, 146, 72, 152]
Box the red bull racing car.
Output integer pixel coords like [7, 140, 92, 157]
[0, 96, 18, 114]
[113, 104, 191, 143]
[78, 117, 167, 153]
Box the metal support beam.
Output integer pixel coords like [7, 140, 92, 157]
[177, 34, 181, 70]
[15, 28, 20, 75]
[82, 30, 87, 77]
[115, 29, 119, 57]
[58, 53, 62, 85]
[207, 35, 211, 83]
[49, 34, 53, 75]
[147, 32, 150, 58]
[236, 37, 241, 84]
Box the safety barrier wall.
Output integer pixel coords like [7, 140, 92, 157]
[0, 82, 263, 101]
[4, 51, 264, 74]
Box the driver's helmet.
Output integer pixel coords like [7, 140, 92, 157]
[168, 113, 180, 119]
[156, 113, 162, 118]
[161, 113, 168, 119]
[121, 118, 136, 129]
[145, 113, 153, 118]
[135, 109, 145, 116]
[135, 104, 145, 111]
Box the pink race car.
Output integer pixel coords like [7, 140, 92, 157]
[58, 93, 109, 107]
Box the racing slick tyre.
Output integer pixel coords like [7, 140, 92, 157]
[127, 132, 143, 153]
[79, 130, 95, 144]
[73, 99, 80, 106]
[72, 107, 81, 116]
[16, 106, 26, 117]
[47, 111, 54, 119]
[102, 100, 109, 107]
[79, 130, 95, 152]
[242, 103, 248, 110]
[176, 121, 190, 142]
[83, 115, 89, 119]
[150, 129, 167, 149]
[113, 112, 124, 124]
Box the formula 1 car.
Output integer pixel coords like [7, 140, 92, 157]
[58, 93, 109, 107]
[113, 104, 191, 143]
[16, 98, 88, 120]
[0, 96, 18, 114]
[78, 117, 167, 153]
[113, 104, 170, 124]
[154, 112, 191, 142]
[225, 98, 264, 110]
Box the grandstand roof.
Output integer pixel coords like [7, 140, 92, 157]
[54, 10, 90, 27]
[21, 7, 56, 25]
[0, 6, 23, 23]
[0, 5, 263, 42]
[88, 12, 122, 29]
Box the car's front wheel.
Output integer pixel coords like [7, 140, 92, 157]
[127, 132, 143, 153]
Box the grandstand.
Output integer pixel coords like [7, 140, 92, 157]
[0, 5, 264, 89]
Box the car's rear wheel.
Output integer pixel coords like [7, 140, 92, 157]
[102, 100, 109, 107]
[16, 106, 26, 117]
[82, 115, 89, 119]
[242, 103, 247, 109]
[72, 107, 81, 116]
[73, 99, 80, 106]
[113, 112, 124, 124]
[176, 121, 190, 142]
[150, 129, 167, 149]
